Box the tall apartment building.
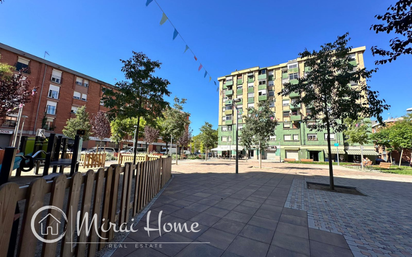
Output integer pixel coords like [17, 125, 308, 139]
[217, 46, 378, 162]
[0, 43, 169, 152]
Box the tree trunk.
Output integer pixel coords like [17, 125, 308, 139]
[165, 142, 168, 156]
[325, 118, 335, 190]
[205, 148, 208, 161]
[133, 116, 141, 165]
[399, 148, 404, 167]
[176, 146, 179, 165]
[259, 142, 262, 169]
[360, 145, 364, 171]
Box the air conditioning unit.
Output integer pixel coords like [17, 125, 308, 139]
[36, 129, 46, 138]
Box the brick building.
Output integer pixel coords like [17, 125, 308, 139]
[0, 43, 171, 152]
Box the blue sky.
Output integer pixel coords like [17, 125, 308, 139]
[1, 0, 411, 134]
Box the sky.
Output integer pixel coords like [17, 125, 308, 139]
[0, 0, 411, 135]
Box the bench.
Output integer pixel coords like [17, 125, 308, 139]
[301, 159, 314, 162]
[284, 158, 296, 162]
[379, 162, 391, 169]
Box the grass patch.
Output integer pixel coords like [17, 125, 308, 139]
[366, 165, 412, 175]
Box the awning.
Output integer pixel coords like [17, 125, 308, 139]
[211, 145, 244, 151]
[346, 149, 379, 156]
[330, 148, 345, 154]
[283, 147, 300, 151]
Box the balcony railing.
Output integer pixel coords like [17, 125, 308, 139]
[225, 80, 233, 86]
[247, 87, 254, 93]
[225, 109, 233, 115]
[258, 74, 267, 80]
[290, 91, 300, 98]
[290, 103, 301, 109]
[258, 84, 267, 90]
[291, 115, 302, 121]
[225, 90, 233, 96]
[237, 79, 243, 85]
[237, 89, 243, 95]
[258, 95, 268, 101]
[225, 120, 233, 125]
[247, 78, 254, 83]
[225, 100, 232, 105]
[248, 97, 254, 103]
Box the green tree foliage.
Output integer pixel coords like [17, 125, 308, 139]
[371, 1, 412, 64]
[388, 117, 412, 167]
[63, 106, 91, 140]
[191, 134, 202, 153]
[241, 100, 277, 168]
[199, 122, 218, 161]
[370, 127, 393, 162]
[279, 33, 389, 190]
[102, 52, 171, 163]
[344, 118, 371, 170]
[110, 117, 145, 145]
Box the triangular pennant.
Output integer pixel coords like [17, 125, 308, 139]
[146, 0, 153, 6]
[209, 76, 212, 82]
[214, 81, 216, 85]
[194, 56, 197, 61]
[184, 45, 189, 53]
[173, 29, 179, 40]
[198, 64, 203, 71]
[204, 71, 208, 78]
[160, 13, 168, 25]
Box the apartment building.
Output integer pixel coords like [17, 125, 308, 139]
[0, 43, 169, 152]
[216, 46, 378, 162]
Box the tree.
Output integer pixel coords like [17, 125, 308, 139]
[370, 127, 393, 163]
[144, 126, 159, 154]
[371, 1, 412, 64]
[344, 118, 371, 170]
[199, 122, 218, 161]
[191, 134, 202, 153]
[110, 117, 146, 146]
[63, 106, 91, 140]
[388, 118, 412, 167]
[176, 129, 191, 163]
[0, 62, 33, 117]
[91, 111, 111, 152]
[279, 33, 389, 190]
[241, 101, 277, 169]
[162, 97, 190, 163]
[102, 52, 171, 164]
[157, 117, 171, 155]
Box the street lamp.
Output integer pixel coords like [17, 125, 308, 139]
[233, 98, 242, 174]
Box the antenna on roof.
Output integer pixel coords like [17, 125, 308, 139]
[44, 51, 49, 59]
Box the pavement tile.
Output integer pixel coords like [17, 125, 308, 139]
[309, 228, 350, 249]
[282, 208, 307, 218]
[226, 236, 270, 257]
[276, 222, 309, 239]
[259, 204, 283, 213]
[272, 232, 310, 255]
[212, 218, 247, 235]
[240, 200, 262, 208]
[185, 203, 211, 213]
[267, 245, 309, 257]
[280, 214, 308, 227]
[197, 198, 221, 206]
[124, 247, 169, 257]
[151, 233, 192, 256]
[239, 224, 275, 244]
[190, 212, 221, 227]
[197, 227, 237, 250]
[168, 199, 195, 208]
[309, 240, 354, 257]
[246, 196, 266, 204]
[224, 210, 254, 223]
[255, 209, 282, 221]
[203, 206, 230, 218]
[248, 216, 278, 230]
[170, 208, 200, 220]
[175, 244, 223, 257]
[214, 201, 239, 211]
[232, 205, 259, 215]
[193, 192, 212, 198]
[153, 204, 181, 215]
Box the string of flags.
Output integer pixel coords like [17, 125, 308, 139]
[145, 0, 218, 89]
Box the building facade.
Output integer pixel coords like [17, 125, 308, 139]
[216, 46, 377, 162]
[0, 43, 171, 152]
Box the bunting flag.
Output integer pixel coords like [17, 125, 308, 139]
[198, 64, 203, 71]
[209, 76, 212, 82]
[204, 71, 208, 78]
[160, 13, 168, 25]
[146, 0, 153, 6]
[214, 81, 217, 85]
[194, 56, 197, 61]
[173, 29, 179, 40]
[184, 45, 189, 53]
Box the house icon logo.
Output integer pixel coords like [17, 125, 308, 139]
[31, 206, 68, 244]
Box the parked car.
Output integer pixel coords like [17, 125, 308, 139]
[82, 147, 116, 154]
[119, 147, 146, 154]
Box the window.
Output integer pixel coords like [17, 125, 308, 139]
[71, 106, 79, 114]
[283, 122, 291, 128]
[84, 80, 89, 87]
[16, 57, 30, 72]
[269, 102, 275, 108]
[306, 109, 312, 115]
[237, 85, 243, 89]
[44, 118, 55, 131]
[282, 69, 287, 74]
[284, 135, 291, 141]
[268, 81, 274, 86]
[76, 77, 83, 86]
[237, 113, 242, 119]
[283, 111, 290, 117]
[248, 83, 254, 88]
[325, 133, 335, 140]
[288, 63, 298, 69]
[247, 103, 254, 108]
[222, 116, 226, 121]
[51, 69, 62, 84]
[100, 100, 104, 106]
[46, 101, 57, 115]
[226, 76, 233, 81]
[221, 136, 228, 142]
[237, 94, 243, 99]
[283, 99, 290, 106]
[248, 93, 254, 98]
[222, 126, 228, 131]
[226, 115, 232, 120]
[293, 134, 299, 141]
[289, 73, 299, 80]
[270, 135, 276, 141]
[2, 116, 17, 127]
[236, 105, 242, 110]
[238, 124, 243, 130]
[237, 75, 242, 80]
[81, 94, 87, 101]
[228, 136, 232, 142]
[269, 91, 274, 96]
[268, 70, 274, 76]
[259, 69, 266, 75]
[48, 85, 60, 99]
[258, 80, 266, 85]
[307, 134, 318, 141]
[258, 90, 267, 96]
[73, 91, 81, 100]
[349, 54, 356, 61]
[225, 106, 231, 111]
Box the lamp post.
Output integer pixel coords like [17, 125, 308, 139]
[233, 98, 241, 174]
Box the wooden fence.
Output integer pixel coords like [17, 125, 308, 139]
[0, 157, 172, 257]
[66, 153, 106, 169]
[117, 153, 161, 165]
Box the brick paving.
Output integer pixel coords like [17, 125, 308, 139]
[109, 159, 412, 257]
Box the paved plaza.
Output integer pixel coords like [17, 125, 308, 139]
[110, 159, 412, 257]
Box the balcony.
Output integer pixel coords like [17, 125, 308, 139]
[290, 91, 300, 98]
[258, 74, 267, 80]
[225, 90, 233, 96]
[268, 75, 274, 81]
[258, 84, 267, 90]
[247, 87, 254, 93]
[236, 99, 243, 105]
[237, 79, 243, 85]
[290, 103, 300, 109]
[290, 79, 299, 85]
[282, 73, 288, 79]
[237, 89, 243, 95]
[304, 66, 312, 72]
[225, 120, 233, 125]
[349, 60, 357, 66]
[288, 68, 299, 73]
[225, 109, 233, 115]
[248, 97, 254, 103]
[258, 95, 267, 101]
[225, 80, 233, 86]
[291, 115, 302, 121]
[247, 78, 254, 83]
